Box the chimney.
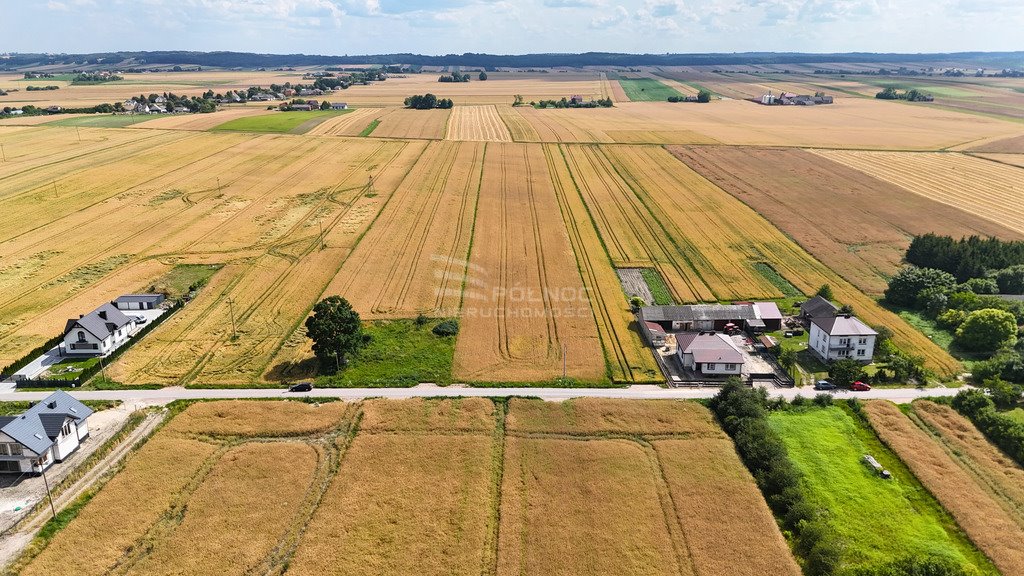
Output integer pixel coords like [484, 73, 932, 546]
[98, 311, 107, 320]
[47, 401, 57, 409]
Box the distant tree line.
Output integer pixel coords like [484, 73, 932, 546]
[404, 94, 453, 109]
[533, 97, 612, 109]
[6, 50, 1022, 70]
[667, 89, 712, 103]
[907, 234, 1024, 282]
[438, 72, 471, 83]
[875, 87, 934, 101]
[26, 85, 59, 91]
[72, 73, 123, 84]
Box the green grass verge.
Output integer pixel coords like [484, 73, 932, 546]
[210, 110, 349, 134]
[752, 262, 803, 297]
[46, 115, 155, 128]
[639, 268, 674, 305]
[358, 118, 381, 137]
[146, 263, 221, 298]
[618, 78, 684, 102]
[317, 318, 455, 387]
[770, 405, 993, 572]
[0, 400, 118, 416]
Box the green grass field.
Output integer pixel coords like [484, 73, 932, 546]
[770, 406, 993, 572]
[46, 115, 156, 128]
[146, 264, 221, 298]
[319, 318, 455, 387]
[358, 118, 381, 137]
[211, 109, 350, 134]
[618, 78, 684, 102]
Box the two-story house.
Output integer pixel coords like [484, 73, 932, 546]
[60, 303, 136, 356]
[809, 314, 877, 363]
[0, 391, 93, 474]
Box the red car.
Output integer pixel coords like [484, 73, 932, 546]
[850, 381, 872, 391]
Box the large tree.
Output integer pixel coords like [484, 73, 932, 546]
[884, 266, 957, 307]
[828, 358, 866, 388]
[955, 308, 1018, 352]
[305, 296, 366, 373]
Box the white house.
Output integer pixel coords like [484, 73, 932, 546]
[0, 391, 92, 474]
[331, 102, 349, 110]
[61, 303, 136, 356]
[676, 332, 744, 376]
[809, 315, 877, 363]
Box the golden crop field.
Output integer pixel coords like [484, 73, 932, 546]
[912, 401, 1024, 522]
[129, 106, 275, 131]
[10, 398, 805, 575]
[364, 107, 452, 139]
[165, 399, 353, 437]
[305, 107, 383, 136]
[452, 142, 605, 383]
[815, 150, 1024, 234]
[863, 400, 1024, 574]
[445, 105, 513, 142]
[323, 140, 483, 319]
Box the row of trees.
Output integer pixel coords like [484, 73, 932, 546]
[667, 89, 712, 103]
[534, 97, 613, 108]
[885, 266, 1022, 354]
[438, 72, 471, 83]
[907, 234, 1024, 283]
[404, 94, 453, 109]
[875, 86, 934, 101]
[72, 73, 123, 84]
[26, 85, 59, 91]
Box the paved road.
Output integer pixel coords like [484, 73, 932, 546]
[0, 384, 961, 404]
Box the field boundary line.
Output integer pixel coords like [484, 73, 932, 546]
[481, 399, 507, 576]
[641, 437, 698, 576]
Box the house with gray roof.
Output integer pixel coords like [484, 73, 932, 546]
[800, 295, 839, 322]
[60, 303, 136, 356]
[0, 391, 92, 474]
[676, 332, 744, 376]
[809, 314, 878, 363]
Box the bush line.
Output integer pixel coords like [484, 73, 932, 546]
[951, 389, 1024, 468]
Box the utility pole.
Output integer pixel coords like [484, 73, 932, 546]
[76, 127, 82, 144]
[1, 143, 6, 162]
[41, 465, 56, 520]
[318, 219, 325, 250]
[216, 177, 222, 195]
[52, 181, 58, 198]
[562, 343, 567, 380]
[226, 297, 236, 339]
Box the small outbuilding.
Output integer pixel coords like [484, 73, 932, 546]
[114, 293, 165, 311]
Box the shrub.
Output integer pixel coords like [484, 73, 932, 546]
[995, 264, 1024, 294]
[813, 393, 834, 408]
[962, 277, 999, 295]
[884, 267, 957, 308]
[954, 308, 1018, 352]
[431, 319, 459, 337]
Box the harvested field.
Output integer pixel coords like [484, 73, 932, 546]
[653, 438, 801, 576]
[970, 133, 1024, 153]
[365, 107, 452, 139]
[864, 400, 1024, 574]
[359, 397, 495, 433]
[304, 107, 382, 136]
[452, 143, 604, 383]
[18, 436, 218, 576]
[288, 433, 496, 576]
[126, 442, 319, 576]
[913, 401, 1024, 524]
[0, 113, 91, 126]
[324, 140, 483, 319]
[497, 437, 686, 576]
[973, 153, 1024, 169]
[816, 150, 1024, 235]
[506, 398, 722, 436]
[446, 105, 513, 142]
[165, 400, 351, 437]
[547, 145, 662, 382]
[672, 146, 1022, 295]
[496, 106, 541, 141]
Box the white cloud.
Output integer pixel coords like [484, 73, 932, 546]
[543, 0, 601, 6]
[590, 4, 628, 28]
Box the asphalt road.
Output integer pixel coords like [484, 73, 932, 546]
[0, 384, 960, 404]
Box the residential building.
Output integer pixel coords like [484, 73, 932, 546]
[331, 102, 349, 110]
[61, 303, 136, 356]
[639, 302, 782, 338]
[114, 293, 165, 311]
[0, 391, 93, 474]
[809, 314, 877, 362]
[676, 332, 744, 376]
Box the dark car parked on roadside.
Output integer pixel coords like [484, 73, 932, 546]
[814, 380, 836, 391]
[287, 382, 313, 392]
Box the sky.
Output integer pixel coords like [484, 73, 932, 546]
[3, 0, 1022, 55]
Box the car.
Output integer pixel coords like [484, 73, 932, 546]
[850, 381, 872, 391]
[134, 315, 148, 325]
[814, 380, 836, 391]
[287, 382, 313, 392]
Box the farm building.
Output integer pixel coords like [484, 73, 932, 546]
[644, 321, 667, 346]
[676, 332, 744, 376]
[639, 302, 782, 342]
[809, 314, 878, 362]
[800, 295, 839, 321]
[60, 303, 136, 356]
[0, 391, 92, 474]
[114, 293, 165, 310]
[331, 102, 349, 110]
